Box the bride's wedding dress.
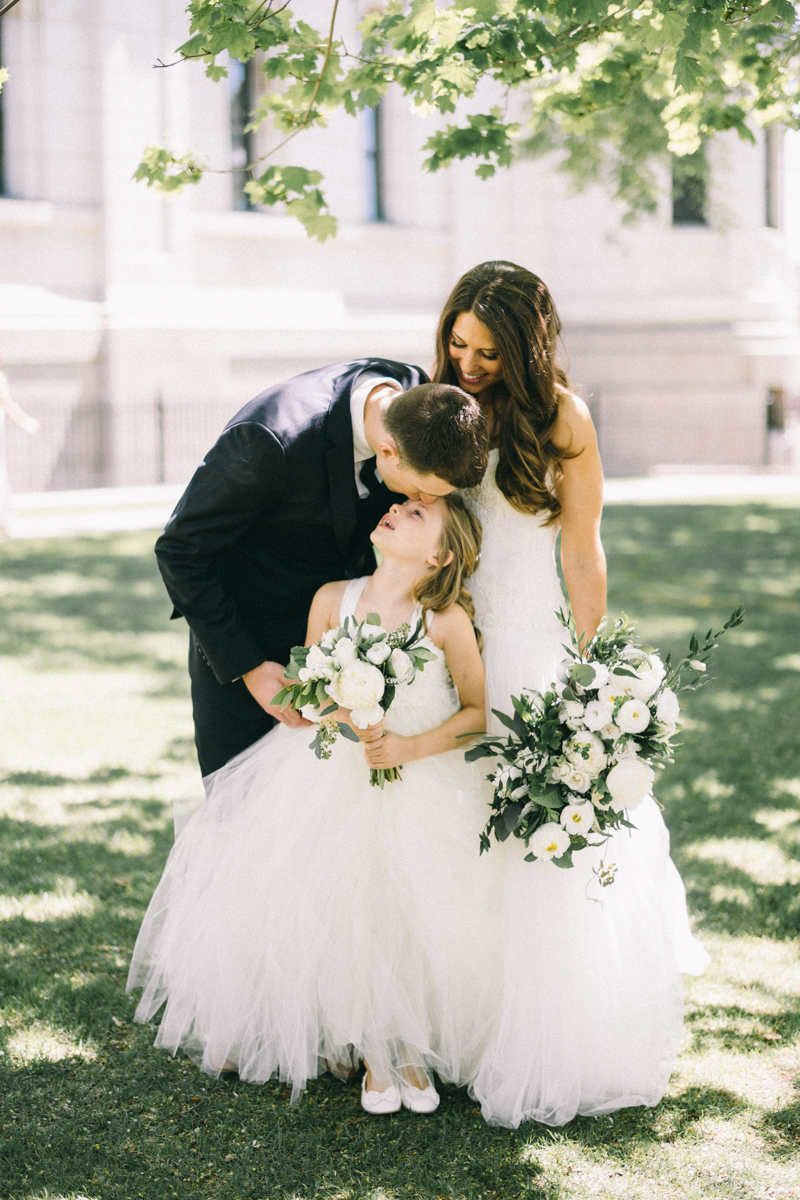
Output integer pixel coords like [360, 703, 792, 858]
[465, 449, 709, 1129]
[127, 578, 504, 1099]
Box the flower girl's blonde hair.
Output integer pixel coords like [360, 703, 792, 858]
[412, 494, 483, 650]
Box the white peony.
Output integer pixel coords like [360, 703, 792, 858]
[365, 640, 392, 665]
[605, 757, 654, 811]
[529, 822, 572, 860]
[583, 698, 614, 732]
[616, 698, 652, 734]
[350, 703, 385, 729]
[656, 687, 680, 724]
[560, 802, 596, 835]
[565, 731, 608, 776]
[389, 648, 414, 681]
[327, 660, 385, 713]
[600, 722, 622, 742]
[331, 636, 359, 668]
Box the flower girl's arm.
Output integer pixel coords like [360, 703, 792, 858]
[363, 605, 485, 769]
[304, 581, 349, 646]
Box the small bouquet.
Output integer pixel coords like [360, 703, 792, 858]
[271, 612, 437, 787]
[468, 607, 743, 883]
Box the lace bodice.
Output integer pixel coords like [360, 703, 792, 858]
[339, 578, 460, 736]
[464, 450, 564, 634]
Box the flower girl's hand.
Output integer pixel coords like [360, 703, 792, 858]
[363, 731, 409, 770]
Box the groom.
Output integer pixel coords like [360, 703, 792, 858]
[156, 358, 488, 777]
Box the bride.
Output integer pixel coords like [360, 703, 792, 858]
[434, 261, 709, 1128]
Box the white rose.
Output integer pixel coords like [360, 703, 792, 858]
[298, 667, 313, 683]
[565, 731, 608, 776]
[300, 703, 322, 722]
[529, 822, 572, 860]
[656, 688, 680, 724]
[689, 659, 706, 672]
[605, 757, 654, 811]
[582, 661, 610, 690]
[583, 699, 614, 732]
[389, 648, 414, 681]
[365, 640, 392, 665]
[326, 660, 385, 712]
[306, 644, 337, 679]
[560, 802, 596, 835]
[320, 629, 338, 649]
[630, 669, 661, 702]
[351, 703, 385, 729]
[559, 700, 585, 726]
[331, 637, 358, 668]
[616, 698, 652, 734]
[566, 767, 592, 793]
[550, 760, 574, 784]
[600, 722, 622, 741]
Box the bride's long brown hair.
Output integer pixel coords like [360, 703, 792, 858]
[432, 261, 574, 523]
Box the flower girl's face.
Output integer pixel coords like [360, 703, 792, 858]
[371, 499, 447, 568]
[448, 311, 504, 396]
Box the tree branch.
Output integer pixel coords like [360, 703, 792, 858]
[0, 0, 25, 17]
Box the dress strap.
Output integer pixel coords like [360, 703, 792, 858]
[339, 576, 369, 625]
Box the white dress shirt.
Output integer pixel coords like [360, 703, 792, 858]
[349, 370, 401, 498]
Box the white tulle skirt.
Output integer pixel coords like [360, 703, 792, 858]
[127, 722, 505, 1100]
[470, 796, 709, 1128]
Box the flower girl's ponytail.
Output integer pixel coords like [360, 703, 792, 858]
[412, 494, 483, 650]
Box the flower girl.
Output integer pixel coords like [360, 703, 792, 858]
[128, 494, 504, 1115]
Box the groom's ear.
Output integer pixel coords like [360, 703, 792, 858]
[376, 437, 400, 465]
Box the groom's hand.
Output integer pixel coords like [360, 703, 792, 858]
[242, 660, 311, 727]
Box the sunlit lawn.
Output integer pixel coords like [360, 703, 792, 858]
[0, 503, 799, 1199]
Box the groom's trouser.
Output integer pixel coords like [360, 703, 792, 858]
[188, 634, 276, 778]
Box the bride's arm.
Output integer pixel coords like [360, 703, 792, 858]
[554, 394, 607, 649]
[362, 606, 485, 769]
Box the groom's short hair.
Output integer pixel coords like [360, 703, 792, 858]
[384, 383, 489, 488]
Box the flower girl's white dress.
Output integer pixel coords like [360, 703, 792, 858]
[465, 449, 709, 1129]
[127, 577, 504, 1099]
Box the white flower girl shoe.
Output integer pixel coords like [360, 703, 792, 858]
[360, 1072, 401, 1115]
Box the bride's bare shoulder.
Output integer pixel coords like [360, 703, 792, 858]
[552, 391, 596, 455]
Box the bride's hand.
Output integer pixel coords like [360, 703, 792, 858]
[363, 731, 409, 770]
[348, 717, 384, 744]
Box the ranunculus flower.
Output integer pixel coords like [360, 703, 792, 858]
[529, 822, 571, 860]
[605, 757, 654, 810]
[656, 688, 680, 724]
[583, 698, 614, 731]
[331, 636, 358, 668]
[327, 660, 385, 713]
[365, 640, 392, 665]
[560, 802, 595, 835]
[616, 698, 651, 734]
[389, 648, 414, 681]
[565, 731, 607, 776]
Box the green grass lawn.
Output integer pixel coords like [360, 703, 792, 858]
[0, 503, 799, 1200]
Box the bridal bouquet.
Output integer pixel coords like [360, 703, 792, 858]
[468, 607, 743, 882]
[271, 613, 437, 787]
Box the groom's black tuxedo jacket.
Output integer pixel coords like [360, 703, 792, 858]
[156, 360, 428, 770]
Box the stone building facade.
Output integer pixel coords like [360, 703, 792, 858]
[1, 0, 799, 490]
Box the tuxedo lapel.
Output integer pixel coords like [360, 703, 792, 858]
[325, 378, 360, 557]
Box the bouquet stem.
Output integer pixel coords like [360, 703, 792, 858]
[371, 766, 402, 788]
